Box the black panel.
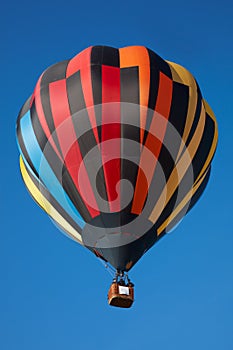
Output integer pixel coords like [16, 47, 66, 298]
[91, 46, 104, 65]
[40, 60, 69, 87]
[30, 101, 64, 182]
[155, 163, 193, 229]
[40, 84, 63, 157]
[185, 89, 202, 147]
[120, 66, 139, 103]
[62, 167, 92, 222]
[143, 66, 160, 145]
[17, 95, 31, 122]
[66, 70, 86, 114]
[67, 71, 97, 158]
[191, 114, 215, 182]
[91, 64, 102, 141]
[102, 46, 119, 67]
[169, 81, 189, 138]
[157, 139, 175, 182]
[83, 212, 158, 271]
[147, 67, 159, 111]
[91, 45, 119, 67]
[158, 81, 189, 169]
[147, 48, 172, 79]
[144, 140, 176, 221]
[186, 167, 211, 212]
[164, 167, 211, 234]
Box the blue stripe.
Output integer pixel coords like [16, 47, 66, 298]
[19, 110, 85, 228]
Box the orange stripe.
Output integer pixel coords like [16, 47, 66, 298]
[132, 73, 173, 214]
[119, 46, 150, 143]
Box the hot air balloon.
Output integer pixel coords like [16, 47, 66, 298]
[16, 46, 218, 308]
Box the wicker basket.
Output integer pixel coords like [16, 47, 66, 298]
[108, 282, 134, 308]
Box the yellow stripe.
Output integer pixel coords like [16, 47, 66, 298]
[149, 102, 206, 227]
[19, 156, 83, 245]
[194, 100, 218, 185]
[166, 61, 198, 161]
[157, 168, 209, 235]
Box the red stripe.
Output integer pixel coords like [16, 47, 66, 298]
[34, 75, 63, 161]
[101, 65, 121, 212]
[66, 47, 92, 77]
[30, 91, 35, 107]
[49, 79, 99, 217]
[132, 73, 173, 214]
[155, 72, 173, 117]
[66, 46, 99, 144]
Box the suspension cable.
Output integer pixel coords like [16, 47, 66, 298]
[97, 257, 116, 278]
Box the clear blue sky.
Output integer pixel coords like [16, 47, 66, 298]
[1, 1, 233, 349]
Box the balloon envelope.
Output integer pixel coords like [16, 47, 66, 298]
[16, 46, 218, 271]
